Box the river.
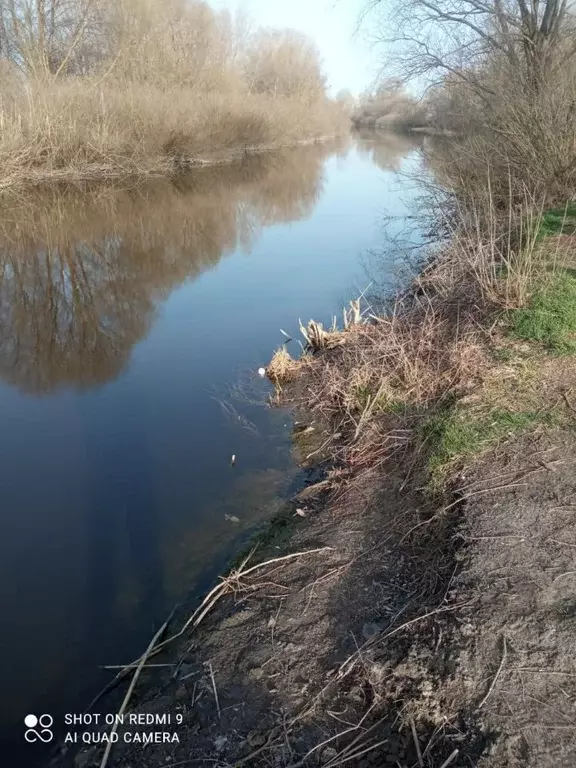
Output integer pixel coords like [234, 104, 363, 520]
[0, 132, 425, 764]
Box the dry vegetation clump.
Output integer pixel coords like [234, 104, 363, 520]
[299, 319, 346, 351]
[274, 292, 488, 476]
[266, 347, 307, 387]
[0, 0, 348, 189]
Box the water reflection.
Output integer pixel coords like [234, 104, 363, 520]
[0, 141, 343, 394]
[354, 126, 424, 172]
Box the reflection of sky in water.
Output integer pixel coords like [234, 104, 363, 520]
[0, 137, 425, 764]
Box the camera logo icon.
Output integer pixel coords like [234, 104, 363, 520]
[24, 714, 54, 743]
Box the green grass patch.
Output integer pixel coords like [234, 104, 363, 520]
[423, 405, 555, 491]
[353, 384, 404, 414]
[509, 271, 576, 354]
[539, 204, 576, 237]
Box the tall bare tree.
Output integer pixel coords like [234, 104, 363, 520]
[0, 0, 100, 76]
[365, 0, 576, 93]
[244, 29, 326, 100]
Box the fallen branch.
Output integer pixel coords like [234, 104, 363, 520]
[99, 616, 171, 768]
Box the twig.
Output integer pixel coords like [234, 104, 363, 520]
[438, 749, 460, 768]
[511, 668, 576, 676]
[548, 539, 576, 548]
[207, 661, 221, 720]
[554, 571, 576, 582]
[234, 728, 282, 765]
[99, 616, 171, 768]
[410, 716, 424, 767]
[478, 637, 507, 709]
[334, 712, 387, 760]
[324, 738, 389, 767]
[401, 483, 529, 542]
[297, 723, 364, 763]
[562, 390, 576, 414]
[85, 606, 177, 713]
[306, 433, 338, 460]
[339, 601, 471, 678]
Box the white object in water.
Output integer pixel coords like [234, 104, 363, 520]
[257, 367, 266, 377]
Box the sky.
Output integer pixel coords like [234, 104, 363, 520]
[211, 0, 379, 95]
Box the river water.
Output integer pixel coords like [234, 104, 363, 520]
[0, 132, 425, 763]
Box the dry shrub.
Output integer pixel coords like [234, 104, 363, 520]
[427, 54, 576, 205]
[0, 0, 348, 188]
[285, 297, 486, 471]
[0, 82, 346, 187]
[352, 78, 427, 131]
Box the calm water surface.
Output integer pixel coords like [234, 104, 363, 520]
[0, 133, 424, 763]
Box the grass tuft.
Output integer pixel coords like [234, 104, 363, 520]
[539, 204, 576, 237]
[423, 405, 554, 490]
[509, 271, 576, 354]
[267, 347, 302, 385]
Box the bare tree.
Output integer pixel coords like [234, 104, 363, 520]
[0, 0, 101, 76]
[244, 29, 326, 100]
[364, 0, 576, 93]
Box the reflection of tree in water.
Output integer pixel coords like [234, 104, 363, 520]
[354, 127, 423, 172]
[0, 240, 156, 392]
[0, 142, 335, 394]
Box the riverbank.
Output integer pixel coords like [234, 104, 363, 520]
[0, 85, 347, 193]
[0, 131, 345, 192]
[57, 188, 576, 767]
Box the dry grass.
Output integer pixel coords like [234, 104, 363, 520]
[275, 293, 487, 474]
[266, 347, 305, 386]
[0, 0, 348, 190]
[414, 176, 574, 317]
[0, 80, 346, 189]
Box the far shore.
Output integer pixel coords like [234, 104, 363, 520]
[0, 133, 346, 194]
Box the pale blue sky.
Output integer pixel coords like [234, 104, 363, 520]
[211, 0, 379, 95]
